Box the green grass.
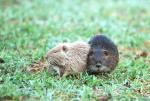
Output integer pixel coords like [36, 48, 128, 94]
[0, 0, 150, 100]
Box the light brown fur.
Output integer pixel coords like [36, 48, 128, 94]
[46, 41, 90, 76]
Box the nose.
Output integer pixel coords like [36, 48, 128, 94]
[96, 61, 102, 68]
[96, 63, 101, 68]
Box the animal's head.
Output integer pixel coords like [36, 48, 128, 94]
[45, 43, 69, 76]
[87, 35, 119, 74]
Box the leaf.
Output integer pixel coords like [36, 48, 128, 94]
[27, 57, 48, 73]
[135, 50, 148, 59]
[97, 94, 112, 101]
[144, 40, 150, 48]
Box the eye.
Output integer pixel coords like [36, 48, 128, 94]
[53, 51, 57, 53]
[51, 50, 57, 53]
[89, 50, 93, 55]
[103, 50, 109, 56]
[62, 45, 68, 52]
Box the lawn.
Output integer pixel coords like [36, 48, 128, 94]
[0, 0, 150, 100]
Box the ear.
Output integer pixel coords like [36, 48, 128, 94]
[62, 45, 68, 52]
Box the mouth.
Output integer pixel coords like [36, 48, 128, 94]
[48, 62, 65, 76]
[98, 65, 111, 72]
[87, 65, 111, 74]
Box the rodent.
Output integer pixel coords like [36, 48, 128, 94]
[45, 41, 90, 76]
[87, 34, 119, 74]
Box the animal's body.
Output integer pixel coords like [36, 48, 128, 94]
[46, 41, 90, 76]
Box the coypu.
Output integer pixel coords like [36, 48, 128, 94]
[45, 41, 90, 76]
[87, 35, 119, 74]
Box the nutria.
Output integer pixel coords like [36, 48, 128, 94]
[45, 41, 90, 76]
[87, 35, 119, 74]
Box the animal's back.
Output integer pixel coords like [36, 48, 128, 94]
[65, 41, 90, 74]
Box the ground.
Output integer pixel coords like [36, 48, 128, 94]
[0, 0, 150, 100]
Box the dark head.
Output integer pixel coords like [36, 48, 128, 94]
[87, 35, 119, 74]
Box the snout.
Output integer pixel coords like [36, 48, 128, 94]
[96, 63, 102, 68]
[45, 52, 51, 60]
[45, 53, 49, 60]
[96, 60, 102, 68]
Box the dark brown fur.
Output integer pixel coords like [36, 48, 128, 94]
[87, 35, 119, 74]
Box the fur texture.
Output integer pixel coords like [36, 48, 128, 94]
[46, 41, 90, 76]
[87, 35, 119, 74]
